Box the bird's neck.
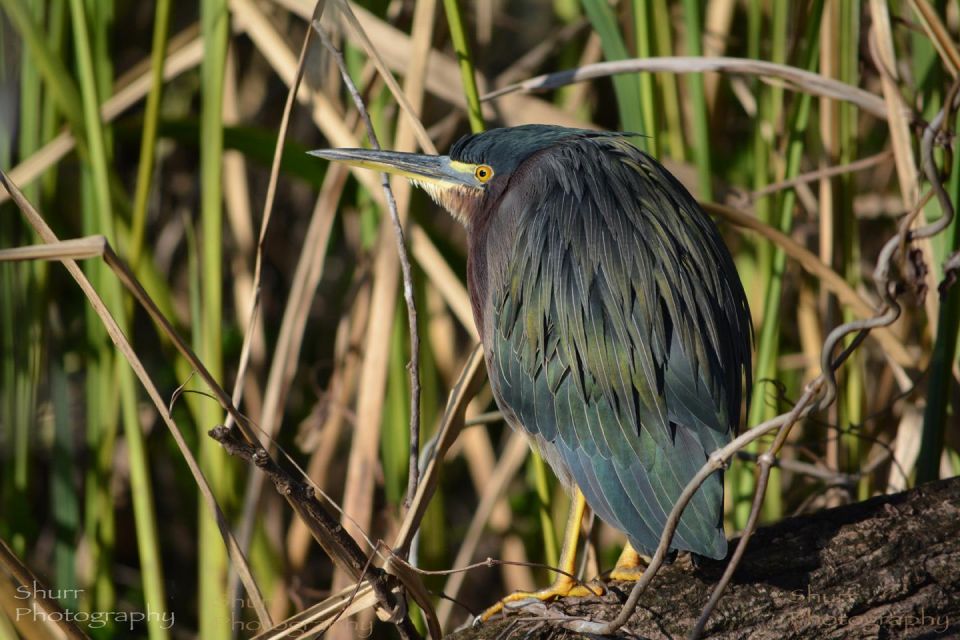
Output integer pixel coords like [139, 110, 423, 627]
[413, 181, 482, 226]
[466, 231, 488, 341]
[462, 180, 510, 342]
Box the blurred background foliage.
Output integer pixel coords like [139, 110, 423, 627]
[0, 0, 958, 637]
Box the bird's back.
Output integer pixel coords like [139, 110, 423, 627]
[469, 134, 752, 558]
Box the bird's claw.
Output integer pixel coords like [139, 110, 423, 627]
[608, 543, 650, 582]
[478, 577, 604, 622]
[609, 565, 646, 582]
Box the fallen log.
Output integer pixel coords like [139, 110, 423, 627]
[449, 477, 960, 639]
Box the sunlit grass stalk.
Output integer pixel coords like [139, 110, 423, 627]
[650, 0, 684, 160]
[442, 0, 484, 133]
[632, 0, 658, 157]
[581, 0, 645, 138]
[836, 1, 864, 499]
[530, 453, 560, 569]
[199, 0, 230, 636]
[85, 0, 112, 121]
[68, 1, 170, 637]
[752, 0, 785, 280]
[732, 0, 778, 529]
[79, 177, 120, 616]
[725, 0, 761, 481]
[737, 1, 824, 528]
[75, 0, 116, 619]
[679, 0, 712, 200]
[128, 0, 171, 269]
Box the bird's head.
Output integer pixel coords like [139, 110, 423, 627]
[309, 125, 600, 227]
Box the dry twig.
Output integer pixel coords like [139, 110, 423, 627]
[311, 17, 425, 518]
[483, 56, 889, 119]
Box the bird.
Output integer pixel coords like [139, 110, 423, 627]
[310, 124, 752, 618]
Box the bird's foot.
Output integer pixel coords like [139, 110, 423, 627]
[479, 576, 604, 621]
[609, 564, 647, 581]
[608, 543, 650, 582]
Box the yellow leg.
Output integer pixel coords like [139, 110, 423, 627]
[609, 541, 650, 581]
[480, 490, 603, 620]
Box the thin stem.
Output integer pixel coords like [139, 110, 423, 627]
[690, 448, 773, 638]
[315, 25, 423, 514]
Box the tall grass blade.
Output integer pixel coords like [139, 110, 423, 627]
[198, 0, 231, 636]
[442, 0, 484, 133]
[737, 1, 824, 528]
[581, 0, 646, 139]
[679, 0, 711, 199]
[632, 0, 658, 156]
[651, 0, 684, 160]
[68, 0, 170, 636]
[128, 0, 171, 269]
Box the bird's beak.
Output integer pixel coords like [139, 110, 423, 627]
[308, 148, 478, 188]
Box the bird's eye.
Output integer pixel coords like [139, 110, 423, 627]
[474, 165, 494, 183]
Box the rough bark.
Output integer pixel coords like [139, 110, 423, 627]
[449, 477, 960, 639]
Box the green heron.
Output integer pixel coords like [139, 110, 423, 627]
[311, 125, 752, 616]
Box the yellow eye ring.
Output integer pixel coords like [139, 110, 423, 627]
[475, 165, 494, 182]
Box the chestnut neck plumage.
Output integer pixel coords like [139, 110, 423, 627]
[460, 179, 508, 342]
[415, 171, 508, 341]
